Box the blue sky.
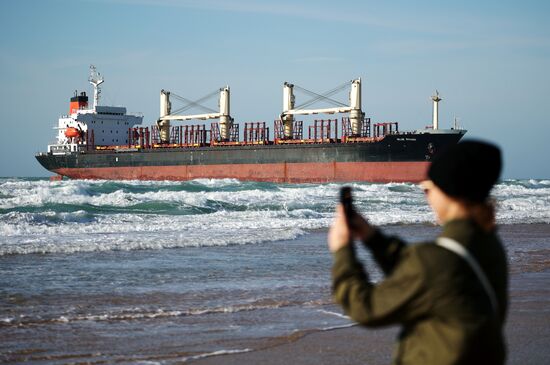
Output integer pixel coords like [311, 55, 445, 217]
[0, 0, 548, 178]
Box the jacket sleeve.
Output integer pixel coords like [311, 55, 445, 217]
[332, 241, 432, 327]
[362, 230, 406, 275]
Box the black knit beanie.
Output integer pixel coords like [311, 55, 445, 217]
[427, 140, 502, 202]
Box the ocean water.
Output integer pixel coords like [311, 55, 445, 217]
[1, 178, 549, 363]
[1, 178, 549, 255]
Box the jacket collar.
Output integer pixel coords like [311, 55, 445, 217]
[439, 218, 482, 249]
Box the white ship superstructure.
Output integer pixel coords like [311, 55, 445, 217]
[48, 65, 143, 155]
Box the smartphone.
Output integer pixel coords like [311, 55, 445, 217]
[340, 186, 354, 228]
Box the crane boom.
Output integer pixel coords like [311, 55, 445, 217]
[283, 106, 353, 116]
[160, 112, 223, 121]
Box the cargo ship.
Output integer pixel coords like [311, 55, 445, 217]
[36, 66, 466, 183]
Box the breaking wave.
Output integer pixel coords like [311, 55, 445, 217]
[0, 178, 548, 255]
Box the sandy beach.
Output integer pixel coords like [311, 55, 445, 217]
[195, 224, 550, 365]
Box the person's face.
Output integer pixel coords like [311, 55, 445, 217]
[420, 180, 453, 224]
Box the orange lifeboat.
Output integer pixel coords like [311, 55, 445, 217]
[65, 127, 80, 138]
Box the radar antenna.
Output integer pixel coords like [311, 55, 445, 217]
[89, 65, 104, 110]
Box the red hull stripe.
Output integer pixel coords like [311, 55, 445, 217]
[53, 161, 430, 183]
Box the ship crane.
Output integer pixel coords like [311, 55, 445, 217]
[157, 87, 232, 142]
[281, 78, 363, 138]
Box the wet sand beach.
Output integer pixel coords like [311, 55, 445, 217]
[1, 178, 548, 365]
[195, 224, 550, 365]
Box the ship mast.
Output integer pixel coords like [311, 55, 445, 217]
[88, 65, 104, 111]
[431, 90, 442, 130]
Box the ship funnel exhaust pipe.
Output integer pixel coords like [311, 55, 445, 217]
[431, 90, 442, 130]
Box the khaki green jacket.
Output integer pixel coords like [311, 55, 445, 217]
[332, 219, 508, 365]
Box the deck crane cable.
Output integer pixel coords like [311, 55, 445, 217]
[175, 89, 220, 113]
[295, 83, 349, 109]
[294, 81, 349, 109]
[169, 91, 218, 115]
[168, 90, 219, 115]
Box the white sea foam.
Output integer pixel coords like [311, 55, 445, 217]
[317, 309, 350, 319]
[0, 210, 312, 255]
[180, 348, 252, 362]
[319, 323, 358, 331]
[0, 317, 13, 324]
[492, 181, 550, 224]
[2, 302, 295, 327]
[1, 178, 548, 255]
